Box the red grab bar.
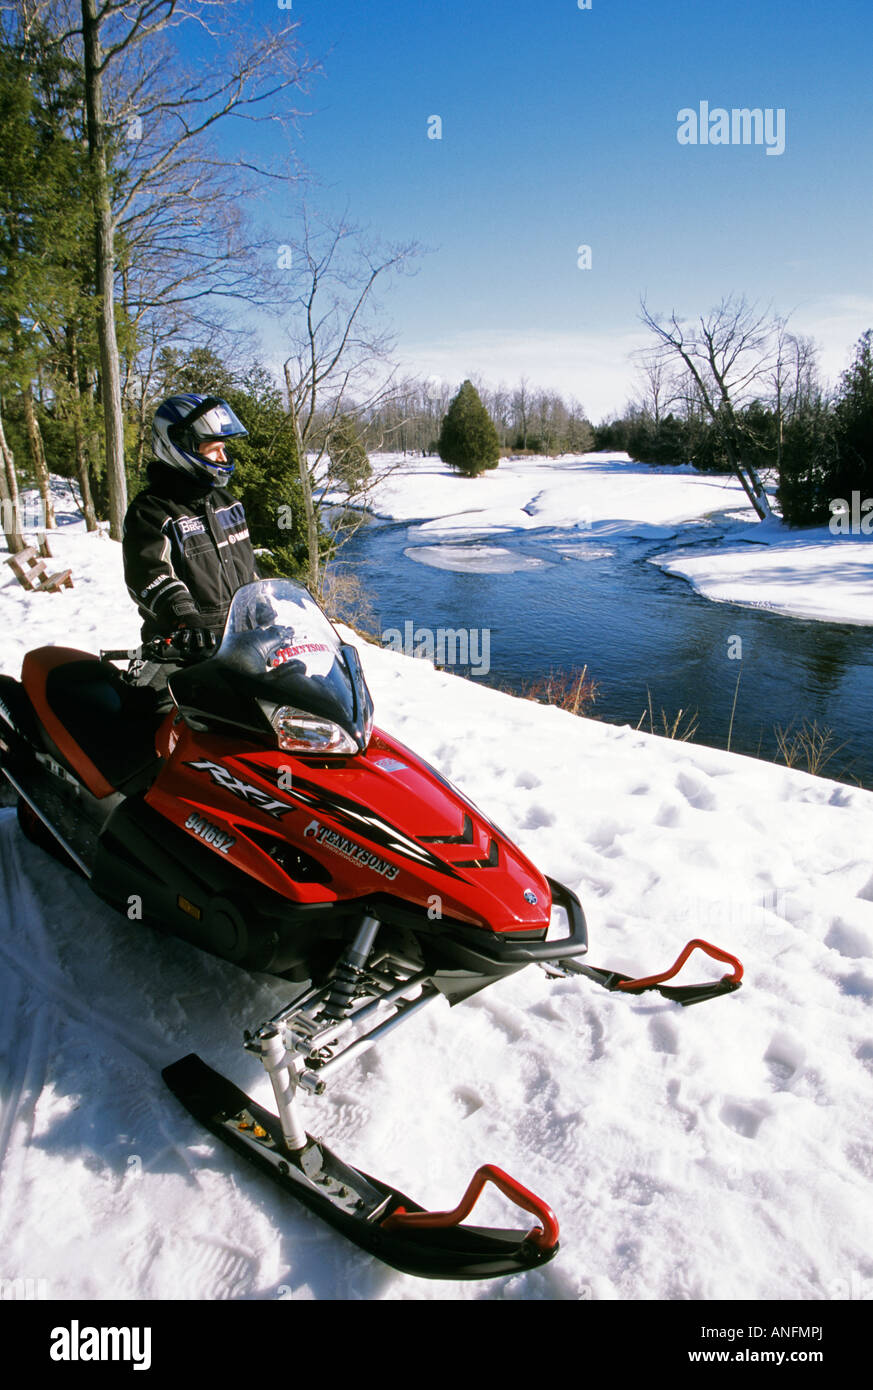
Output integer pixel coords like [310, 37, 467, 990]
[382, 1163, 559, 1251]
[616, 938, 744, 993]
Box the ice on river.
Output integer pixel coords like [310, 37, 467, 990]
[404, 544, 550, 574]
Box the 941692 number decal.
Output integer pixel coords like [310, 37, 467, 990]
[184, 812, 236, 854]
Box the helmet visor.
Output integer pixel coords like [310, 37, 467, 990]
[171, 397, 248, 448]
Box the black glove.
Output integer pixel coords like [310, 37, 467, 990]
[174, 613, 218, 657]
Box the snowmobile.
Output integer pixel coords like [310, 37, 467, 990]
[0, 577, 743, 1280]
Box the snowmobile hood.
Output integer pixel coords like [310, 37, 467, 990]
[232, 727, 553, 934]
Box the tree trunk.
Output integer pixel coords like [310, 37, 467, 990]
[22, 384, 56, 527]
[0, 400, 26, 552]
[284, 364, 320, 595]
[82, 0, 127, 540]
[68, 328, 99, 530]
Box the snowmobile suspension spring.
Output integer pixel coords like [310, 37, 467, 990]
[323, 916, 381, 1020]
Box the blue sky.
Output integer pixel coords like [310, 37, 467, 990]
[221, 0, 872, 419]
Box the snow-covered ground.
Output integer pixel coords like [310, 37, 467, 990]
[1, 482, 872, 1301]
[356, 452, 873, 625]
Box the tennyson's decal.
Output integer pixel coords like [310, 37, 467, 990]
[304, 818, 399, 880]
[185, 760, 292, 818]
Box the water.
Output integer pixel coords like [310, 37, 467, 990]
[334, 513, 873, 788]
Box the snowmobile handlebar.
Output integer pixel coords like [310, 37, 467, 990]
[100, 635, 213, 666]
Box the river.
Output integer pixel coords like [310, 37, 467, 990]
[332, 510, 873, 789]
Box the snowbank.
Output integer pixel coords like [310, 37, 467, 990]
[652, 519, 873, 626]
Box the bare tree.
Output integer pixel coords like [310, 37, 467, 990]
[640, 295, 778, 518]
[631, 351, 678, 426]
[279, 212, 419, 594]
[511, 376, 531, 449]
[56, 1, 314, 537]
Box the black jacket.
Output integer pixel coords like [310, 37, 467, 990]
[123, 461, 258, 640]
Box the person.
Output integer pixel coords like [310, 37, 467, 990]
[122, 393, 258, 699]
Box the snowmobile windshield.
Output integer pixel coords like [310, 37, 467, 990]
[169, 579, 374, 754]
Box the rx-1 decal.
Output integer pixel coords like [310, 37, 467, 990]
[184, 812, 236, 854]
[304, 818, 399, 880]
[185, 760, 292, 818]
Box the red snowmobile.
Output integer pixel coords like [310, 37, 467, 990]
[0, 577, 742, 1280]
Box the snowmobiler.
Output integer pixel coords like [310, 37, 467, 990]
[0, 577, 743, 1279]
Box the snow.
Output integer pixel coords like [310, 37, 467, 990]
[1, 476, 873, 1302]
[363, 452, 755, 545]
[652, 519, 873, 626]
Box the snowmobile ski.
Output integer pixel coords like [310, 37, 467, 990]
[163, 1052, 559, 1281]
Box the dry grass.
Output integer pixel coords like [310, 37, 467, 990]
[636, 688, 700, 741]
[773, 720, 848, 777]
[514, 665, 599, 717]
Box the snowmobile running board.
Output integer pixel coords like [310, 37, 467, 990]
[163, 1054, 559, 1281]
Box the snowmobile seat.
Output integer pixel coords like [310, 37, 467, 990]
[21, 647, 165, 798]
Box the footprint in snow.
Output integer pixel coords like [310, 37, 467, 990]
[824, 918, 872, 960]
[649, 1015, 679, 1055]
[844, 1143, 873, 1180]
[453, 1085, 484, 1118]
[515, 769, 541, 790]
[676, 770, 717, 811]
[172, 1237, 259, 1300]
[763, 1032, 805, 1089]
[855, 1040, 873, 1068]
[719, 1100, 771, 1139]
[857, 873, 873, 903]
[520, 803, 554, 831]
[529, 998, 565, 1025]
[839, 971, 873, 1000]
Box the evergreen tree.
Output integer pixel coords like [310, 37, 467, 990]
[223, 365, 312, 580]
[777, 399, 837, 526]
[0, 24, 100, 523]
[438, 380, 500, 476]
[833, 330, 873, 500]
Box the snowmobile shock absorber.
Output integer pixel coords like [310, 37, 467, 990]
[322, 915, 381, 1020]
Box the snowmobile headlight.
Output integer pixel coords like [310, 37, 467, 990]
[271, 706, 358, 754]
[545, 901, 572, 942]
